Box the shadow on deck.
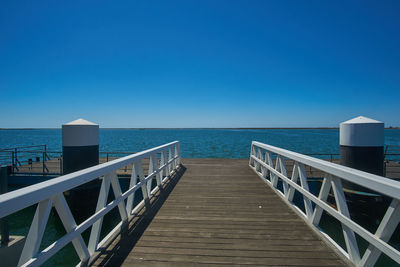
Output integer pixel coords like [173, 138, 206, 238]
[90, 159, 349, 266]
[90, 165, 186, 266]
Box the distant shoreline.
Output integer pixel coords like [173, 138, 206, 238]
[0, 127, 399, 130]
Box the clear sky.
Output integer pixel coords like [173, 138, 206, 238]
[1, 1, 399, 128]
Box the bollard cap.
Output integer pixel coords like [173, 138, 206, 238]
[62, 118, 99, 147]
[341, 116, 382, 125]
[63, 118, 98, 126]
[340, 116, 384, 147]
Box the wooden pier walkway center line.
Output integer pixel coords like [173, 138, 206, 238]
[92, 158, 348, 266]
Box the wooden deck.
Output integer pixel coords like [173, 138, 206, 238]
[91, 159, 348, 266]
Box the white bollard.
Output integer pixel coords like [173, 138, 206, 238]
[62, 118, 99, 174]
[340, 116, 384, 176]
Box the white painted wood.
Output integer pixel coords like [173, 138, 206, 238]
[271, 155, 282, 188]
[249, 142, 400, 266]
[359, 199, 400, 267]
[255, 147, 261, 172]
[147, 154, 155, 194]
[286, 162, 299, 202]
[153, 153, 162, 186]
[88, 174, 111, 254]
[252, 154, 400, 263]
[311, 174, 332, 225]
[168, 147, 172, 174]
[251, 141, 400, 199]
[18, 198, 53, 266]
[297, 163, 314, 219]
[126, 163, 139, 216]
[172, 146, 176, 170]
[0, 141, 179, 218]
[174, 144, 178, 168]
[331, 177, 361, 263]
[136, 160, 149, 201]
[20, 155, 179, 266]
[249, 144, 255, 167]
[110, 171, 128, 223]
[266, 152, 275, 184]
[22, 182, 142, 266]
[52, 193, 90, 262]
[0, 141, 180, 266]
[259, 150, 266, 178]
[160, 151, 167, 181]
[176, 143, 181, 165]
[279, 156, 289, 196]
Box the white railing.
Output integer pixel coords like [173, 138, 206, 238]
[249, 141, 400, 267]
[0, 141, 181, 267]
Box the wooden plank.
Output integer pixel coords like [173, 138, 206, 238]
[91, 159, 348, 266]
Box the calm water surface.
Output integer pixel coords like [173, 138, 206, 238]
[1, 128, 400, 157]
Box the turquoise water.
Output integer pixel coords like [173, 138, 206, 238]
[1, 129, 400, 266]
[1, 128, 400, 158]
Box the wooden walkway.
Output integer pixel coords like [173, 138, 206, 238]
[92, 159, 348, 266]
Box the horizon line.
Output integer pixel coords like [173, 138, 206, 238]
[1, 127, 399, 130]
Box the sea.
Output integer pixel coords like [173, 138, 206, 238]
[1, 128, 400, 266]
[1, 128, 400, 158]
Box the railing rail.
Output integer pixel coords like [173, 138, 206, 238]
[0, 141, 181, 266]
[0, 145, 50, 174]
[249, 141, 400, 267]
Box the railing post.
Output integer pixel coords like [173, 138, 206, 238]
[168, 147, 172, 175]
[249, 143, 254, 167]
[15, 148, 19, 166]
[176, 142, 181, 165]
[60, 154, 63, 175]
[161, 150, 167, 180]
[359, 199, 400, 267]
[173, 144, 178, 169]
[12, 151, 15, 174]
[0, 166, 9, 245]
[42, 152, 45, 175]
[331, 176, 361, 263]
[44, 145, 48, 160]
[171, 146, 176, 170]
[18, 198, 53, 266]
[88, 173, 111, 254]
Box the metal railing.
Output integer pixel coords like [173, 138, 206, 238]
[0, 145, 51, 174]
[385, 145, 400, 155]
[0, 146, 143, 176]
[0, 141, 181, 266]
[249, 141, 400, 267]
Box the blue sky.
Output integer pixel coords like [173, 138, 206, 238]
[1, 1, 399, 128]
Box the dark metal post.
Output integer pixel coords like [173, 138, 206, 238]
[11, 151, 15, 174]
[0, 166, 9, 245]
[42, 152, 45, 175]
[60, 154, 63, 175]
[44, 145, 49, 160]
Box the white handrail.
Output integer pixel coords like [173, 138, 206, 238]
[250, 141, 400, 267]
[0, 141, 181, 267]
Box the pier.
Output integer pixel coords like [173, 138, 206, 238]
[92, 158, 347, 266]
[0, 141, 399, 266]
